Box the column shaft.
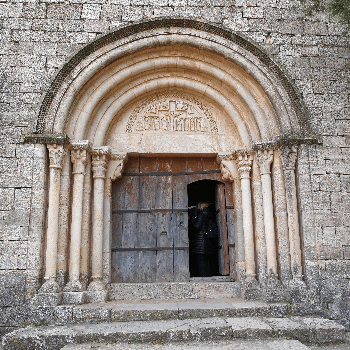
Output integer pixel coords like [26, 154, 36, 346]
[65, 146, 88, 292]
[89, 149, 110, 288]
[258, 149, 278, 277]
[92, 177, 105, 280]
[80, 156, 92, 289]
[251, 158, 267, 281]
[272, 150, 292, 281]
[57, 152, 71, 287]
[281, 146, 303, 280]
[41, 144, 65, 292]
[237, 152, 255, 279]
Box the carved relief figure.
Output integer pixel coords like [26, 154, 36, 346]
[126, 95, 217, 134]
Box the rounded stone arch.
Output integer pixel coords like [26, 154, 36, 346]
[32, 18, 314, 301]
[33, 17, 311, 148]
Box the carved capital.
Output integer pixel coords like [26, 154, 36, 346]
[71, 149, 87, 175]
[47, 144, 66, 169]
[110, 153, 128, 181]
[217, 153, 235, 182]
[257, 149, 274, 175]
[280, 145, 298, 171]
[71, 140, 92, 151]
[104, 153, 128, 197]
[236, 150, 253, 179]
[92, 147, 111, 179]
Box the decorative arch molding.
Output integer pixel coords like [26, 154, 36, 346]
[28, 18, 321, 305]
[30, 17, 314, 142]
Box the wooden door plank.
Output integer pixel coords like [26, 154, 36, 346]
[216, 183, 230, 275]
[225, 182, 235, 246]
[123, 156, 140, 174]
[138, 157, 158, 282]
[156, 171, 174, 282]
[187, 157, 203, 183]
[172, 157, 190, 282]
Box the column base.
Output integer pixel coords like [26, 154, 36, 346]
[86, 280, 108, 303]
[283, 278, 307, 303]
[39, 280, 61, 293]
[31, 292, 62, 307]
[241, 277, 261, 300]
[62, 291, 87, 305]
[262, 276, 286, 303]
[63, 279, 83, 292]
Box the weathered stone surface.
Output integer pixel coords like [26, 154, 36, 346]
[2, 316, 346, 350]
[0, 0, 350, 331]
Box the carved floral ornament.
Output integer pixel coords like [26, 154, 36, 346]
[126, 94, 218, 134]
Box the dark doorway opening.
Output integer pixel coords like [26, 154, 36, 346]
[188, 180, 222, 278]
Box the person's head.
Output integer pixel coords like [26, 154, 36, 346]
[197, 202, 209, 210]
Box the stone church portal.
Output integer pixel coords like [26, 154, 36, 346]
[25, 19, 311, 304]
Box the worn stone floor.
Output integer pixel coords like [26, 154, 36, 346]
[62, 340, 350, 350]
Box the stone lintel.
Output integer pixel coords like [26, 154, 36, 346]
[253, 134, 322, 151]
[23, 133, 70, 145]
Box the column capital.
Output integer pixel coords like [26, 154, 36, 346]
[257, 149, 274, 175]
[217, 153, 235, 182]
[71, 140, 92, 151]
[236, 150, 253, 179]
[92, 147, 111, 179]
[280, 145, 298, 171]
[47, 144, 66, 169]
[71, 149, 87, 175]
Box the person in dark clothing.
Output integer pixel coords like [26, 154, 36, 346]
[189, 202, 219, 277]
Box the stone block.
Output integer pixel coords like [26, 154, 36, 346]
[82, 4, 101, 20]
[62, 292, 87, 305]
[73, 306, 111, 324]
[22, 3, 46, 19]
[47, 4, 82, 20]
[0, 272, 26, 307]
[31, 293, 63, 307]
[86, 290, 108, 303]
[0, 188, 14, 210]
[0, 306, 30, 327]
[0, 240, 28, 269]
[121, 6, 143, 21]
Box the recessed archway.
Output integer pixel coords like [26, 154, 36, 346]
[29, 18, 311, 304]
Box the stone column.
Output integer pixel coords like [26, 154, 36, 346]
[257, 149, 278, 277]
[57, 152, 71, 288]
[39, 144, 65, 293]
[272, 149, 292, 282]
[64, 142, 90, 295]
[237, 151, 256, 280]
[281, 146, 303, 280]
[80, 156, 92, 290]
[87, 147, 110, 303]
[251, 155, 267, 282]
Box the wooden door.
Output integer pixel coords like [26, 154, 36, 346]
[215, 183, 230, 275]
[111, 156, 233, 283]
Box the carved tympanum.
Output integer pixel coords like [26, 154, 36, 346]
[126, 94, 218, 134]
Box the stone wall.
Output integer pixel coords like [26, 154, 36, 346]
[0, 0, 349, 327]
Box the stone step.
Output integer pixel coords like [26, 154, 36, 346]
[23, 299, 290, 327]
[61, 339, 312, 350]
[107, 281, 242, 301]
[2, 316, 346, 350]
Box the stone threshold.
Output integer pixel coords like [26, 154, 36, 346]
[25, 299, 290, 327]
[107, 281, 241, 301]
[2, 315, 346, 350]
